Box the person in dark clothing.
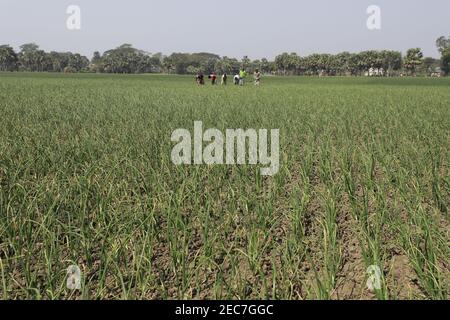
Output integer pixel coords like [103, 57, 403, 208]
[221, 73, 228, 85]
[195, 73, 205, 85]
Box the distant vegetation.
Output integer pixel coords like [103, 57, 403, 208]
[0, 36, 449, 76]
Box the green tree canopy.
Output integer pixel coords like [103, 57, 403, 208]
[403, 48, 423, 75]
[0, 45, 18, 71]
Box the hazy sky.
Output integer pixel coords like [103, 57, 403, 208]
[1, 0, 448, 59]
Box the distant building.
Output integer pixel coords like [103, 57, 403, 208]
[430, 67, 443, 77]
[366, 67, 385, 77]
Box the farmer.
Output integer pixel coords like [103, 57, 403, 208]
[254, 69, 261, 86]
[233, 74, 240, 85]
[239, 68, 247, 86]
[195, 72, 205, 85]
[221, 73, 228, 85]
[208, 72, 217, 85]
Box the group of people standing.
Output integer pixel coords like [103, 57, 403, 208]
[196, 68, 261, 86]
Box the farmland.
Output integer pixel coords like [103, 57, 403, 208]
[0, 73, 448, 299]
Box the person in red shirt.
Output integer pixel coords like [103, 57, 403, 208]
[208, 72, 217, 85]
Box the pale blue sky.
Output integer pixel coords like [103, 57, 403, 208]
[0, 0, 448, 59]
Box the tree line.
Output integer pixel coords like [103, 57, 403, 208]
[1, 36, 449, 76]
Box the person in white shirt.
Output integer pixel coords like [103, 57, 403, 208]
[233, 74, 240, 85]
